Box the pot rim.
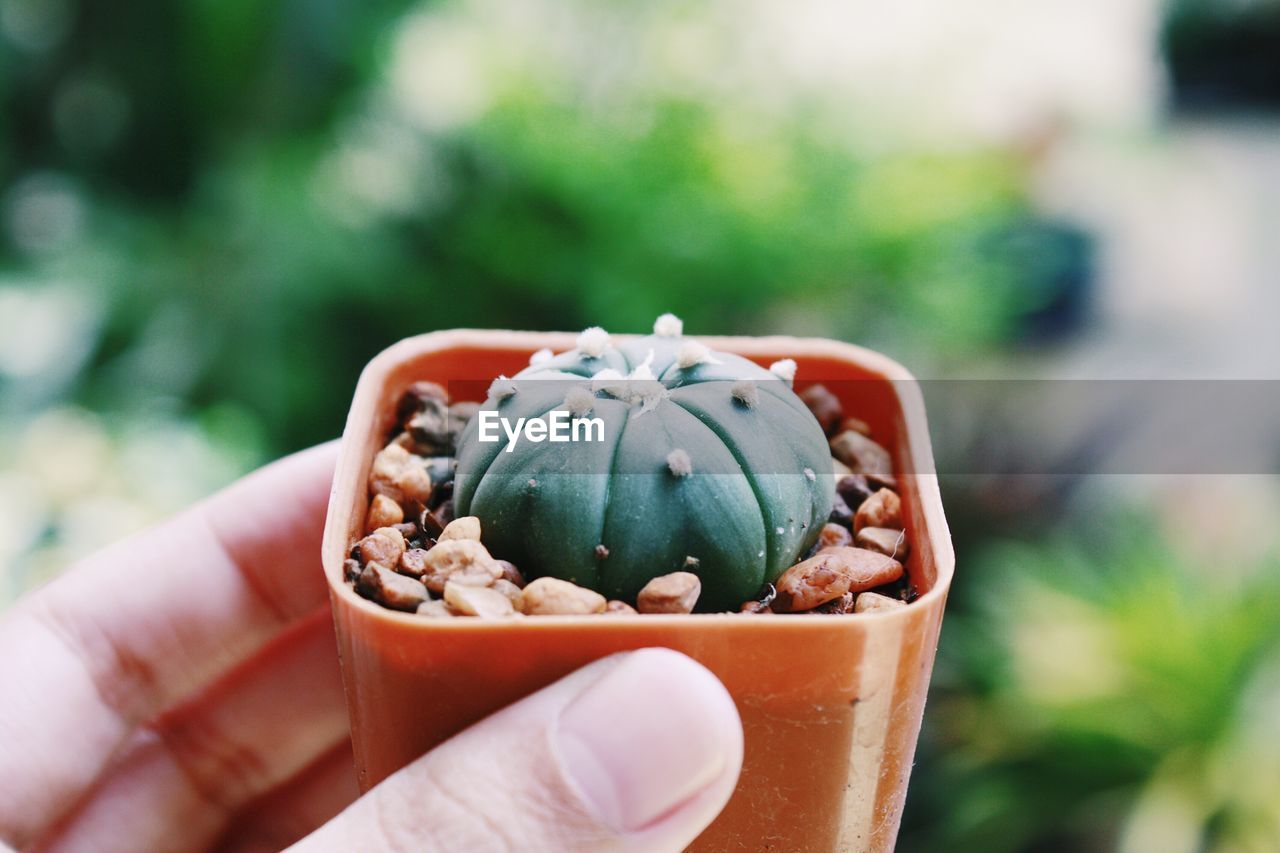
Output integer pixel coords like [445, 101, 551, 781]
[322, 329, 954, 631]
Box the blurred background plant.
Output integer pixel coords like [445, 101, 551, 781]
[902, 508, 1280, 852]
[2, 0, 1278, 849]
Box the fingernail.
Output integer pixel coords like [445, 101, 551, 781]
[554, 648, 737, 832]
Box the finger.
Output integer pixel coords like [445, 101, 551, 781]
[0, 443, 338, 847]
[216, 741, 360, 853]
[294, 648, 743, 853]
[30, 609, 349, 853]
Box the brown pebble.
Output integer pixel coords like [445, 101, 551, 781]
[343, 558, 362, 583]
[773, 547, 904, 612]
[491, 578, 525, 609]
[813, 591, 856, 614]
[438, 515, 481, 541]
[856, 526, 909, 560]
[370, 444, 435, 505]
[419, 507, 445, 539]
[420, 539, 502, 593]
[855, 591, 906, 613]
[398, 381, 449, 422]
[840, 417, 872, 437]
[357, 562, 428, 611]
[829, 492, 854, 527]
[444, 581, 516, 617]
[830, 431, 893, 480]
[495, 560, 525, 588]
[799, 385, 843, 436]
[636, 572, 702, 614]
[521, 577, 607, 615]
[854, 488, 902, 533]
[836, 474, 876, 511]
[605, 600, 638, 615]
[365, 494, 404, 533]
[399, 547, 431, 577]
[407, 396, 453, 453]
[415, 599, 455, 618]
[866, 472, 898, 492]
[358, 527, 406, 568]
[438, 563, 499, 590]
[818, 522, 853, 550]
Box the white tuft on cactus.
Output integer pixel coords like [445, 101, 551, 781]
[564, 386, 595, 416]
[634, 380, 668, 414]
[803, 467, 816, 482]
[577, 326, 610, 357]
[529, 347, 554, 366]
[489, 376, 517, 400]
[730, 380, 759, 408]
[628, 349, 657, 381]
[666, 448, 693, 477]
[590, 368, 626, 398]
[769, 359, 797, 383]
[676, 341, 722, 369]
[675, 342, 700, 369]
[653, 313, 683, 337]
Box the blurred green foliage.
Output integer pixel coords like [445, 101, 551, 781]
[903, 516, 1280, 852]
[1, 0, 1042, 455]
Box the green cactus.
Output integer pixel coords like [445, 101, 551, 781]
[453, 315, 835, 611]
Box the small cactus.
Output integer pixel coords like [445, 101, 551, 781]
[453, 316, 834, 611]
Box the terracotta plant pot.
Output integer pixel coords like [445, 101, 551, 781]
[321, 330, 954, 852]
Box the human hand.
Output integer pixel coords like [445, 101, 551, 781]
[0, 444, 743, 851]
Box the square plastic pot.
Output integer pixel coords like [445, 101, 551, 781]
[321, 330, 954, 852]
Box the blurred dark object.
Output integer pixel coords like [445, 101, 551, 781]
[1163, 0, 1280, 112]
[986, 218, 1094, 344]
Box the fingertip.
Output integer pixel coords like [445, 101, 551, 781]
[555, 648, 743, 844]
[292, 647, 743, 853]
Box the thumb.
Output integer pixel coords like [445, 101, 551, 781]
[292, 648, 743, 852]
